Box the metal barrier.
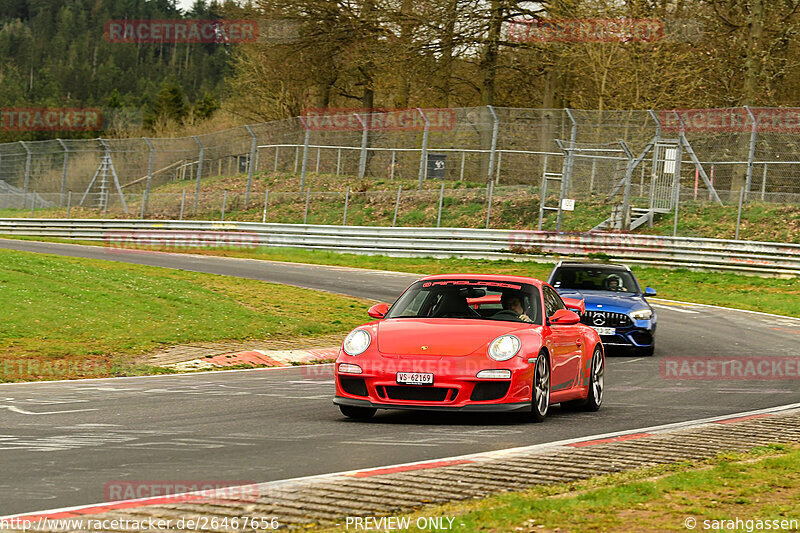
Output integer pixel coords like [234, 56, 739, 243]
[0, 218, 798, 276]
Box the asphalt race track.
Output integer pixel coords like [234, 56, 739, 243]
[1, 238, 798, 515]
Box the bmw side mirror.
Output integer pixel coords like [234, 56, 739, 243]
[644, 287, 657, 297]
[367, 303, 389, 319]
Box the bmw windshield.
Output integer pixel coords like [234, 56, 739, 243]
[386, 280, 542, 325]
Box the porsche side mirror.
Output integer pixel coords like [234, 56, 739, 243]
[367, 303, 390, 319]
[562, 297, 585, 315]
[550, 309, 581, 325]
[644, 287, 657, 297]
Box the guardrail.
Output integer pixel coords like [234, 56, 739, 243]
[0, 218, 798, 276]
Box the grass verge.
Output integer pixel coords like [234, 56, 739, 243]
[5, 238, 797, 318]
[0, 248, 370, 382]
[316, 444, 800, 532]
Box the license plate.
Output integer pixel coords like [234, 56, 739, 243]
[396, 372, 434, 385]
[592, 327, 616, 336]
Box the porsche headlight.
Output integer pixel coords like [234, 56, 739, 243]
[343, 329, 371, 356]
[630, 309, 653, 320]
[488, 335, 521, 361]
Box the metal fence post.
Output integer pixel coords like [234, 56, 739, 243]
[192, 136, 204, 215]
[743, 106, 757, 202]
[735, 187, 745, 240]
[297, 117, 311, 191]
[460, 151, 466, 181]
[436, 183, 445, 227]
[142, 137, 154, 216]
[303, 188, 311, 224]
[274, 146, 280, 174]
[673, 185, 680, 237]
[262, 189, 270, 223]
[486, 181, 494, 229]
[393, 185, 402, 227]
[355, 113, 369, 179]
[219, 190, 227, 221]
[390, 150, 396, 180]
[245, 125, 257, 204]
[180, 189, 186, 220]
[57, 139, 69, 206]
[417, 108, 430, 189]
[19, 141, 31, 196]
[619, 140, 634, 230]
[315, 147, 321, 173]
[761, 163, 768, 201]
[336, 148, 342, 176]
[294, 145, 299, 173]
[66, 190, 72, 219]
[487, 105, 499, 182]
[343, 186, 350, 226]
[140, 190, 146, 219]
[556, 109, 578, 231]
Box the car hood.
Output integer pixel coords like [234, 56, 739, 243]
[377, 318, 526, 356]
[555, 289, 649, 313]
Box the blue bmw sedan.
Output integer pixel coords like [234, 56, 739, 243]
[547, 262, 657, 356]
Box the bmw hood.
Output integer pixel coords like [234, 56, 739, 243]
[556, 289, 650, 314]
[376, 319, 526, 356]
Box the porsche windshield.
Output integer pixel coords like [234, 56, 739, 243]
[386, 280, 542, 325]
[551, 267, 640, 293]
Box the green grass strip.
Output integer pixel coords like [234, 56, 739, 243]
[0, 248, 369, 381]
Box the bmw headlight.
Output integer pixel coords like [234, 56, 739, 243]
[343, 329, 371, 356]
[488, 335, 521, 361]
[630, 309, 653, 320]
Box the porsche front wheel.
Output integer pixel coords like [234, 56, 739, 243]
[530, 351, 550, 423]
[339, 405, 376, 419]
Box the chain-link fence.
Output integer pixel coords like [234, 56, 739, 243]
[1, 106, 798, 235]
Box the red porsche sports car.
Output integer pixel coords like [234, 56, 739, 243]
[333, 274, 604, 422]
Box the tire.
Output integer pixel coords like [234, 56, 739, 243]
[637, 344, 655, 357]
[563, 345, 604, 411]
[339, 405, 377, 419]
[582, 345, 604, 412]
[530, 350, 550, 423]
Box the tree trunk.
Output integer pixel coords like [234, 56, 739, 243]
[479, 0, 502, 180]
[439, 0, 457, 106]
[479, 0, 502, 107]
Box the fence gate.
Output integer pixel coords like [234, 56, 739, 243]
[649, 140, 682, 212]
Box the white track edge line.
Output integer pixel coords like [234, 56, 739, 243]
[650, 297, 800, 321]
[0, 363, 336, 387]
[3, 401, 799, 521]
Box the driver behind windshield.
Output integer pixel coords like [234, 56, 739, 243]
[500, 292, 533, 323]
[604, 274, 626, 292]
